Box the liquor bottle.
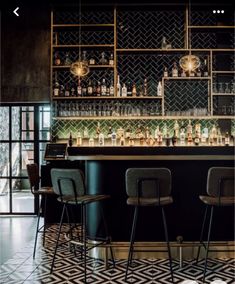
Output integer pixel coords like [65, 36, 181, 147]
[120, 134, 125, 146]
[122, 83, 127, 97]
[157, 81, 162, 96]
[172, 62, 178, 77]
[83, 127, 89, 139]
[53, 81, 60, 96]
[96, 122, 101, 137]
[203, 58, 209, 77]
[196, 67, 202, 77]
[96, 81, 101, 97]
[54, 51, 61, 66]
[100, 51, 108, 65]
[106, 82, 110, 96]
[82, 50, 88, 64]
[89, 56, 95, 65]
[154, 126, 160, 139]
[77, 131, 82, 146]
[162, 123, 168, 139]
[211, 124, 217, 144]
[132, 83, 137, 97]
[64, 52, 72, 65]
[109, 53, 114, 66]
[70, 85, 76, 97]
[125, 126, 131, 139]
[172, 130, 178, 146]
[163, 66, 168, 77]
[92, 81, 97, 96]
[225, 132, 230, 146]
[101, 79, 107, 96]
[59, 84, 65, 96]
[145, 126, 150, 139]
[187, 120, 193, 144]
[111, 129, 117, 146]
[87, 80, 93, 96]
[77, 79, 82, 97]
[179, 126, 186, 145]
[194, 131, 200, 146]
[217, 128, 223, 145]
[109, 80, 114, 96]
[166, 131, 171, 146]
[98, 132, 105, 146]
[89, 137, 94, 147]
[180, 68, 186, 77]
[143, 78, 148, 96]
[161, 36, 167, 49]
[64, 84, 70, 97]
[189, 69, 195, 77]
[68, 132, 73, 147]
[117, 75, 121, 97]
[82, 81, 87, 97]
[173, 120, 180, 138]
[107, 126, 112, 139]
[201, 128, 208, 144]
[127, 81, 132, 97]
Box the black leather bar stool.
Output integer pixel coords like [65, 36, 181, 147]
[196, 167, 235, 283]
[125, 167, 174, 282]
[50, 168, 115, 282]
[27, 163, 55, 258]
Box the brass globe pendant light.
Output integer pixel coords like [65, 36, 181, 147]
[179, 0, 200, 73]
[70, 0, 90, 77]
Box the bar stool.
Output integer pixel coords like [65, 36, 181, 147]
[196, 167, 235, 283]
[50, 168, 115, 282]
[125, 167, 174, 282]
[26, 163, 55, 258]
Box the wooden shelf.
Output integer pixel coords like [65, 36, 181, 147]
[188, 26, 235, 29]
[52, 96, 163, 100]
[53, 44, 114, 48]
[212, 71, 235, 74]
[52, 115, 232, 121]
[162, 77, 211, 80]
[212, 93, 235, 96]
[53, 24, 114, 28]
[52, 65, 115, 69]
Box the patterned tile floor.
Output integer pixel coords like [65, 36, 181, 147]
[0, 225, 234, 284]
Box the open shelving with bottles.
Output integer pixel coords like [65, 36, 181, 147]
[50, 3, 234, 143]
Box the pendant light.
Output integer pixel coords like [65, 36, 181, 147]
[70, 0, 90, 77]
[179, 0, 200, 73]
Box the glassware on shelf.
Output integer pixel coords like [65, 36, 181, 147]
[231, 82, 235, 94]
[225, 83, 230, 93]
[212, 82, 218, 93]
[218, 82, 224, 94]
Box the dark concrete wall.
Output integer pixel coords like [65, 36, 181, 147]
[1, 5, 50, 102]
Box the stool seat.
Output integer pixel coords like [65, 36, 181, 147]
[57, 194, 110, 204]
[127, 196, 173, 206]
[33, 187, 54, 195]
[199, 195, 235, 206]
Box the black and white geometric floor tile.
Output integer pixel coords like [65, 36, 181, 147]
[0, 225, 234, 284]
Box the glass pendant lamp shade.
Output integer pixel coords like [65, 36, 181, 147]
[179, 54, 200, 72]
[70, 61, 89, 77]
[70, 0, 90, 78]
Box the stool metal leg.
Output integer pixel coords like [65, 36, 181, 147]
[161, 207, 174, 283]
[83, 204, 87, 283]
[125, 206, 139, 282]
[33, 196, 42, 259]
[196, 205, 208, 264]
[202, 206, 214, 283]
[42, 195, 47, 247]
[50, 203, 66, 273]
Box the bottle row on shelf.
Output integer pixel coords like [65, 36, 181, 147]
[68, 121, 232, 147]
[53, 76, 162, 97]
[54, 51, 114, 66]
[212, 82, 235, 94]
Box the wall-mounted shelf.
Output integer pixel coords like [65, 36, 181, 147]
[53, 44, 115, 48]
[163, 77, 211, 80]
[53, 24, 115, 28]
[52, 96, 163, 100]
[212, 93, 235, 96]
[52, 65, 115, 69]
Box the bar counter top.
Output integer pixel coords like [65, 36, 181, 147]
[67, 146, 234, 160]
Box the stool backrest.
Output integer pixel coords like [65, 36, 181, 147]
[51, 168, 85, 197]
[27, 163, 40, 191]
[126, 168, 171, 198]
[207, 167, 235, 197]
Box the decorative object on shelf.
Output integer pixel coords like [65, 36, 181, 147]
[70, 0, 90, 77]
[179, 0, 200, 73]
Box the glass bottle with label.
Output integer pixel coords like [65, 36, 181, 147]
[132, 83, 137, 97]
[111, 129, 117, 146]
[101, 79, 107, 96]
[77, 131, 82, 146]
[163, 66, 168, 77]
[109, 53, 114, 66]
[173, 120, 180, 138]
[161, 36, 167, 49]
[53, 81, 60, 96]
[100, 51, 108, 65]
[68, 132, 73, 147]
[127, 81, 132, 97]
[54, 52, 61, 66]
[172, 130, 178, 146]
[87, 80, 93, 96]
[77, 79, 82, 97]
[109, 80, 114, 96]
[64, 84, 70, 97]
[98, 132, 105, 146]
[144, 78, 148, 96]
[64, 52, 72, 65]
[157, 81, 162, 97]
[172, 62, 178, 77]
[225, 132, 230, 146]
[122, 83, 127, 97]
[117, 75, 121, 97]
[203, 58, 209, 77]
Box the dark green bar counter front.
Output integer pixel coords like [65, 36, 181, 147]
[42, 146, 234, 242]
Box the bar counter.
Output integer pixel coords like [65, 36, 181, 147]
[42, 146, 234, 242]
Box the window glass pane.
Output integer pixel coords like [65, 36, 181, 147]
[21, 143, 34, 171]
[12, 143, 21, 177]
[0, 179, 10, 212]
[39, 142, 47, 166]
[22, 106, 34, 111]
[22, 111, 34, 131]
[22, 131, 34, 140]
[12, 178, 33, 213]
[0, 107, 9, 140]
[0, 143, 9, 177]
[40, 131, 50, 141]
[12, 107, 20, 140]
